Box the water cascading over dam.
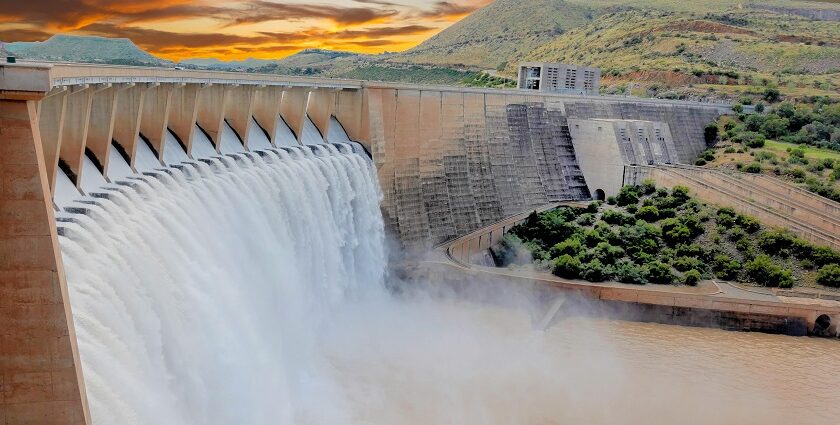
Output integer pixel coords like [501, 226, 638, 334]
[55, 145, 386, 424]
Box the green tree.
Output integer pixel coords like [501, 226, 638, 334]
[613, 260, 648, 285]
[581, 259, 609, 282]
[704, 123, 719, 143]
[636, 205, 660, 222]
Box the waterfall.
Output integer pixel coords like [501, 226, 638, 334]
[57, 145, 387, 425]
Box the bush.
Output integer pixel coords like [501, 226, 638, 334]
[614, 260, 648, 285]
[640, 179, 657, 195]
[764, 87, 781, 103]
[683, 269, 702, 286]
[724, 147, 736, 153]
[672, 256, 703, 272]
[616, 185, 640, 207]
[606, 196, 617, 205]
[592, 242, 625, 265]
[743, 162, 763, 173]
[735, 214, 761, 233]
[660, 218, 692, 245]
[553, 254, 582, 279]
[636, 205, 660, 222]
[550, 238, 586, 258]
[581, 259, 610, 282]
[754, 102, 765, 113]
[671, 186, 691, 204]
[745, 254, 794, 288]
[646, 261, 676, 284]
[577, 213, 596, 226]
[816, 264, 840, 288]
[583, 228, 607, 247]
[713, 255, 741, 280]
[602, 209, 635, 226]
[695, 158, 708, 166]
[735, 131, 766, 148]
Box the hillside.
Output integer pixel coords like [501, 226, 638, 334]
[395, 0, 596, 69]
[519, 7, 840, 99]
[6, 35, 167, 66]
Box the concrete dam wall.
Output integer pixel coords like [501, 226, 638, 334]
[0, 63, 730, 424]
[361, 87, 726, 246]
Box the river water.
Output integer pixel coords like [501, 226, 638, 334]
[322, 297, 840, 425]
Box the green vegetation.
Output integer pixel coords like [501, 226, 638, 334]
[700, 97, 840, 202]
[493, 182, 840, 289]
[461, 72, 517, 89]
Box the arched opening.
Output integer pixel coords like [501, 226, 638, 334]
[594, 189, 606, 201]
[815, 314, 832, 333]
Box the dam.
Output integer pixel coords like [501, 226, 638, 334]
[4, 62, 823, 424]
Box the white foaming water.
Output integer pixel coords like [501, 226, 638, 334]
[58, 145, 386, 425]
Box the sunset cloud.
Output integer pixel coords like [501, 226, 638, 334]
[0, 0, 489, 60]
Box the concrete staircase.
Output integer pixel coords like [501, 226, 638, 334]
[625, 165, 840, 250]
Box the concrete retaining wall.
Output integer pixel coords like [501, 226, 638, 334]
[625, 165, 840, 250]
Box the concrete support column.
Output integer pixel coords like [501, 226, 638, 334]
[223, 85, 256, 149]
[112, 84, 147, 169]
[335, 89, 366, 145]
[140, 83, 174, 160]
[37, 89, 68, 192]
[251, 86, 284, 146]
[85, 84, 119, 177]
[307, 88, 337, 140]
[195, 84, 228, 152]
[0, 98, 91, 425]
[168, 83, 202, 157]
[58, 86, 94, 187]
[279, 87, 309, 143]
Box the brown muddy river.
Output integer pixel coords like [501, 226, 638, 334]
[321, 298, 840, 425]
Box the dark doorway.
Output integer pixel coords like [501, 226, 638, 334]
[594, 189, 606, 201]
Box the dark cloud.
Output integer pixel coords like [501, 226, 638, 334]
[78, 22, 276, 49]
[229, 1, 400, 26]
[418, 1, 483, 19]
[0, 28, 54, 42]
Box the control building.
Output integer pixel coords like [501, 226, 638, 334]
[518, 62, 600, 95]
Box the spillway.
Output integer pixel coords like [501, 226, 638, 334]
[56, 145, 386, 425]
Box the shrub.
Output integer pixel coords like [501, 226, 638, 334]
[671, 186, 691, 204]
[613, 260, 648, 285]
[724, 147, 736, 153]
[754, 102, 765, 113]
[636, 205, 660, 222]
[606, 196, 617, 205]
[592, 242, 625, 265]
[716, 207, 737, 226]
[672, 256, 703, 272]
[581, 259, 610, 282]
[816, 264, 840, 288]
[586, 202, 601, 214]
[661, 218, 692, 245]
[640, 179, 657, 195]
[553, 254, 582, 279]
[647, 261, 676, 285]
[745, 254, 794, 288]
[695, 158, 708, 166]
[583, 228, 607, 247]
[743, 162, 763, 173]
[577, 213, 596, 226]
[763, 87, 781, 103]
[735, 131, 766, 148]
[683, 269, 702, 286]
[735, 214, 761, 233]
[550, 238, 586, 258]
[602, 209, 635, 226]
[713, 255, 741, 280]
[616, 185, 640, 207]
[812, 246, 840, 267]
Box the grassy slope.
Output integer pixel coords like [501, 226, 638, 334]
[394, 0, 595, 69]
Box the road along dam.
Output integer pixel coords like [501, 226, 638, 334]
[0, 62, 730, 424]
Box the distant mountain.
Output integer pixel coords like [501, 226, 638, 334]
[5, 35, 167, 66]
[395, 0, 595, 69]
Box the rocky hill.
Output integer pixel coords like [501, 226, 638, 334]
[5, 35, 167, 66]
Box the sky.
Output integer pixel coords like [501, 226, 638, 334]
[0, 0, 492, 61]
